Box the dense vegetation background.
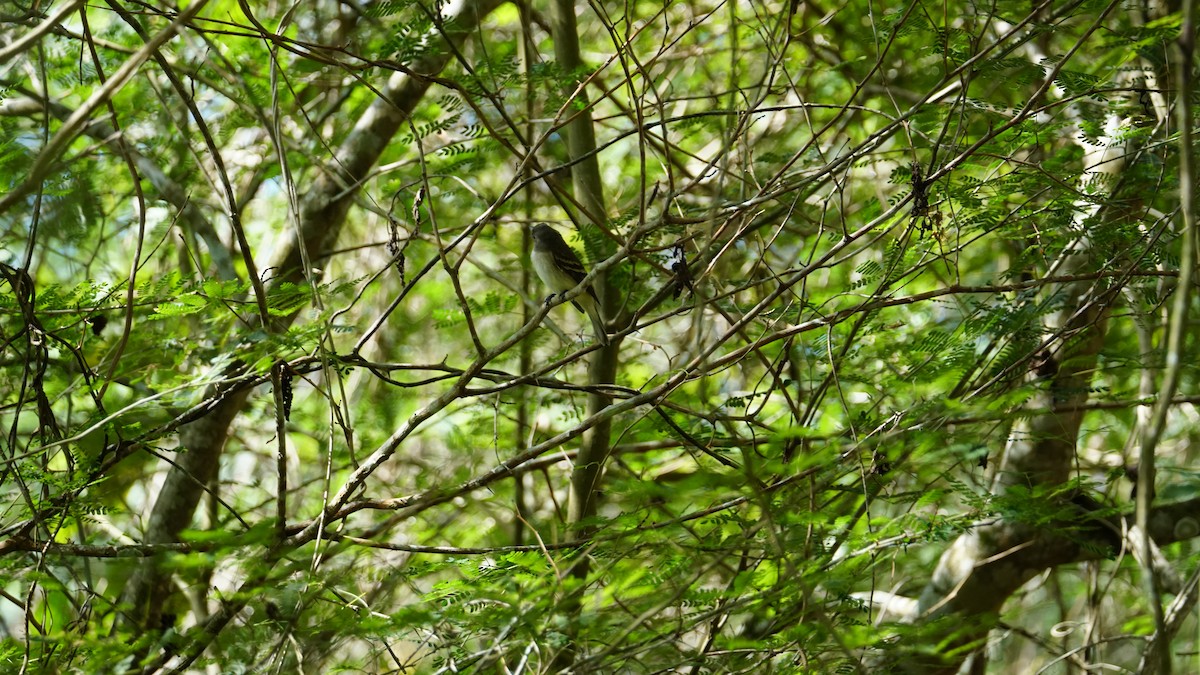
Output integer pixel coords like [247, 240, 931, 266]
[1, 0, 1198, 672]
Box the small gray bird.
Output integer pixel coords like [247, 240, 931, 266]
[531, 224, 609, 345]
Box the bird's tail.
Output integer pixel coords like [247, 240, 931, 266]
[584, 303, 609, 346]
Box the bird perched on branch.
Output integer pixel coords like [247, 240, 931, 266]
[530, 223, 609, 346]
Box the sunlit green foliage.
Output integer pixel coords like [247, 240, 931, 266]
[0, 0, 1197, 673]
